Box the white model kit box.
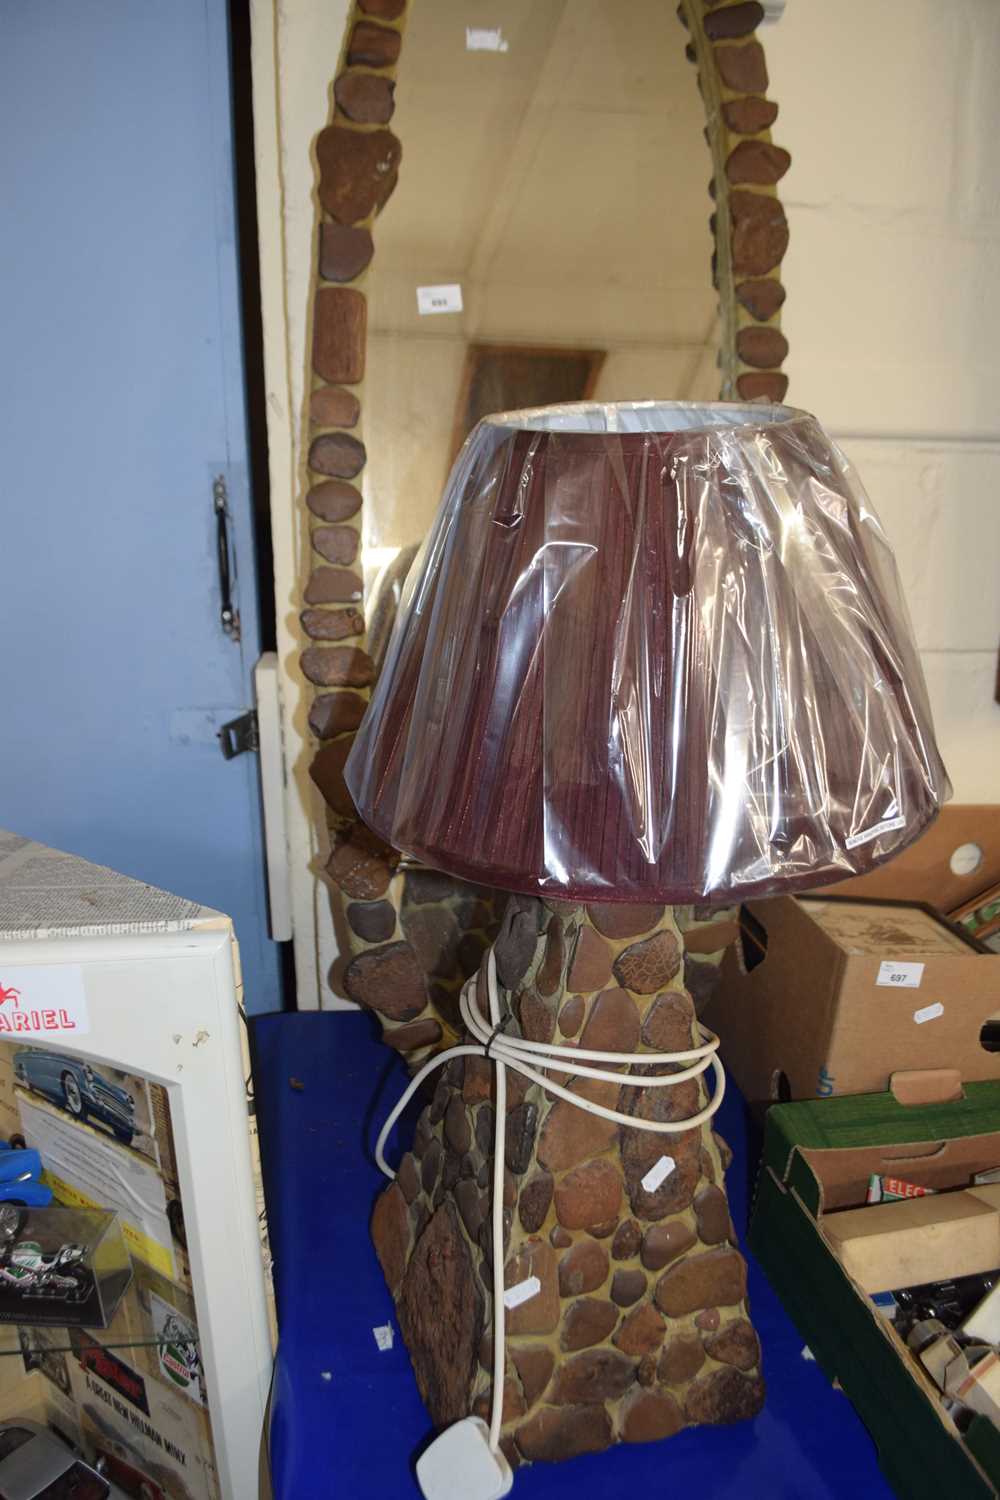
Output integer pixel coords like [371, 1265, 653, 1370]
[0, 832, 273, 1499]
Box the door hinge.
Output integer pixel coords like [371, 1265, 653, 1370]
[218, 710, 259, 760]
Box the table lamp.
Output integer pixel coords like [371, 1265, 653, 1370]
[344, 401, 949, 1494]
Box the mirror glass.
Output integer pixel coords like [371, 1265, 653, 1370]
[362, 0, 717, 649]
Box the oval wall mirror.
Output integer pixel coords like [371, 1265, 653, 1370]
[301, 0, 790, 1024]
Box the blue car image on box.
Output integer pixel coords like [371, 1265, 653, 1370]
[0, 1138, 52, 1242]
[14, 1048, 136, 1146]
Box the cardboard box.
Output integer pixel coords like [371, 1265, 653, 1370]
[820, 804, 1000, 915]
[750, 1083, 1000, 1499]
[705, 896, 1000, 1106]
[959, 1354, 1000, 1425]
[822, 1185, 1000, 1294]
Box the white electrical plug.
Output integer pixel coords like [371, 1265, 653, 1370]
[416, 1417, 514, 1500]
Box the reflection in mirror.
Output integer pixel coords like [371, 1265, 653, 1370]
[362, 0, 717, 628]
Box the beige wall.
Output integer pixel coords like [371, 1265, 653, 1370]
[253, 0, 1000, 1008]
[766, 0, 1000, 802]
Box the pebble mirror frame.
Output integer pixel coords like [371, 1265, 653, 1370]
[298, 0, 792, 1022]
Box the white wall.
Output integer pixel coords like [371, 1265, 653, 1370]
[765, 0, 1000, 801]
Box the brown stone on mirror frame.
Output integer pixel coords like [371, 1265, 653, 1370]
[312, 287, 367, 384]
[713, 40, 768, 94]
[311, 525, 360, 568]
[318, 223, 374, 283]
[308, 691, 366, 738]
[345, 898, 396, 942]
[303, 568, 363, 606]
[309, 432, 367, 480]
[702, 2, 765, 41]
[306, 480, 362, 522]
[309, 387, 361, 428]
[300, 606, 365, 641]
[726, 139, 791, 186]
[721, 96, 778, 134]
[728, 190, 789, 277]
[357, 0, 406, 19]
[735, 324, 790, 368]
[347, 20, 402, 69]
[316, 126, 401, 225]
[309, 738, 356, 818]
[344, 939, 428, 1020]
[735, 277, 786, 321]
[335, 71, 396, 125]
[300, 644, 373, 687]
[737, 371, 789, 402]
[327, 836, 393, 901]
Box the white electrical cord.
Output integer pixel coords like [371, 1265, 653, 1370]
[377, 946, 725, 1457]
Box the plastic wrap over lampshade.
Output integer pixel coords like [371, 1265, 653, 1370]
[345, 401, 950, 902]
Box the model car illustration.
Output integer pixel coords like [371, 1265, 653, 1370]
[13, 1050, 135, 1146]
[0, 1139, 52, 1229]
[0, 1238, 93, 1304]
[92, 1440, 167, 1500]
[0, 1419, 126, 1497]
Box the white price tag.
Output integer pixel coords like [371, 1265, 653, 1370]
[372, 1324, 395, 1351]
[877, 961, 924, 989]
[466, 27, 509, 52]
[416, 283, 463, 316]
[503, 1276, 540, 1311]
[914, 1002, 944, 1025]
[845, 815, 906, 850]
[641, 1155, 676, 1193]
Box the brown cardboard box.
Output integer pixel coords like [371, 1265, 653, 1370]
[822, 1184, 1000, 1293]
[752, 1084, 1000, 1498]
[704, 896, 1000, 1106]
[820, 804, 1000, 914]
[957, 1353, 1000, 1425]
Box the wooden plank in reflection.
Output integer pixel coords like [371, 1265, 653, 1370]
[450, 343, 605, 461]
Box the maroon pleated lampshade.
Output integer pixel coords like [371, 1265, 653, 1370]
[345, 401, 949, 902]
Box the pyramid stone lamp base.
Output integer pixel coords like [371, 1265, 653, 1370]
[372, 899, 763, 1469]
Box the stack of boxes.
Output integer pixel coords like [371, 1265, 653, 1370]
[709, 806, 1000, 1497]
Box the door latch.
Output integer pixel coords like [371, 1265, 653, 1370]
[214, 474, 241, 641]
[218, 711, 259, 760]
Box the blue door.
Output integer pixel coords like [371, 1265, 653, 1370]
[1, 0, 283, 1013]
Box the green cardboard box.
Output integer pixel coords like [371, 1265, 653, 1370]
[750, 1084, 1000, 1499]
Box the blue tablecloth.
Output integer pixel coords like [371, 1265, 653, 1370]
[253, 1011, 894, 1499]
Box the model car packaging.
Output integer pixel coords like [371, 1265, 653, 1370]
[0, 836, 274, 1500]
[0, 1042, 181, 1284]
[751, 1083, 1000, 1499]
[0, 1037, 221, 1496]
[0, 1205, 130, 1328]
[705, 896, 1000, 1107]
[1, 1266, 222, 1497]
[867, 1174, 938, 1203]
